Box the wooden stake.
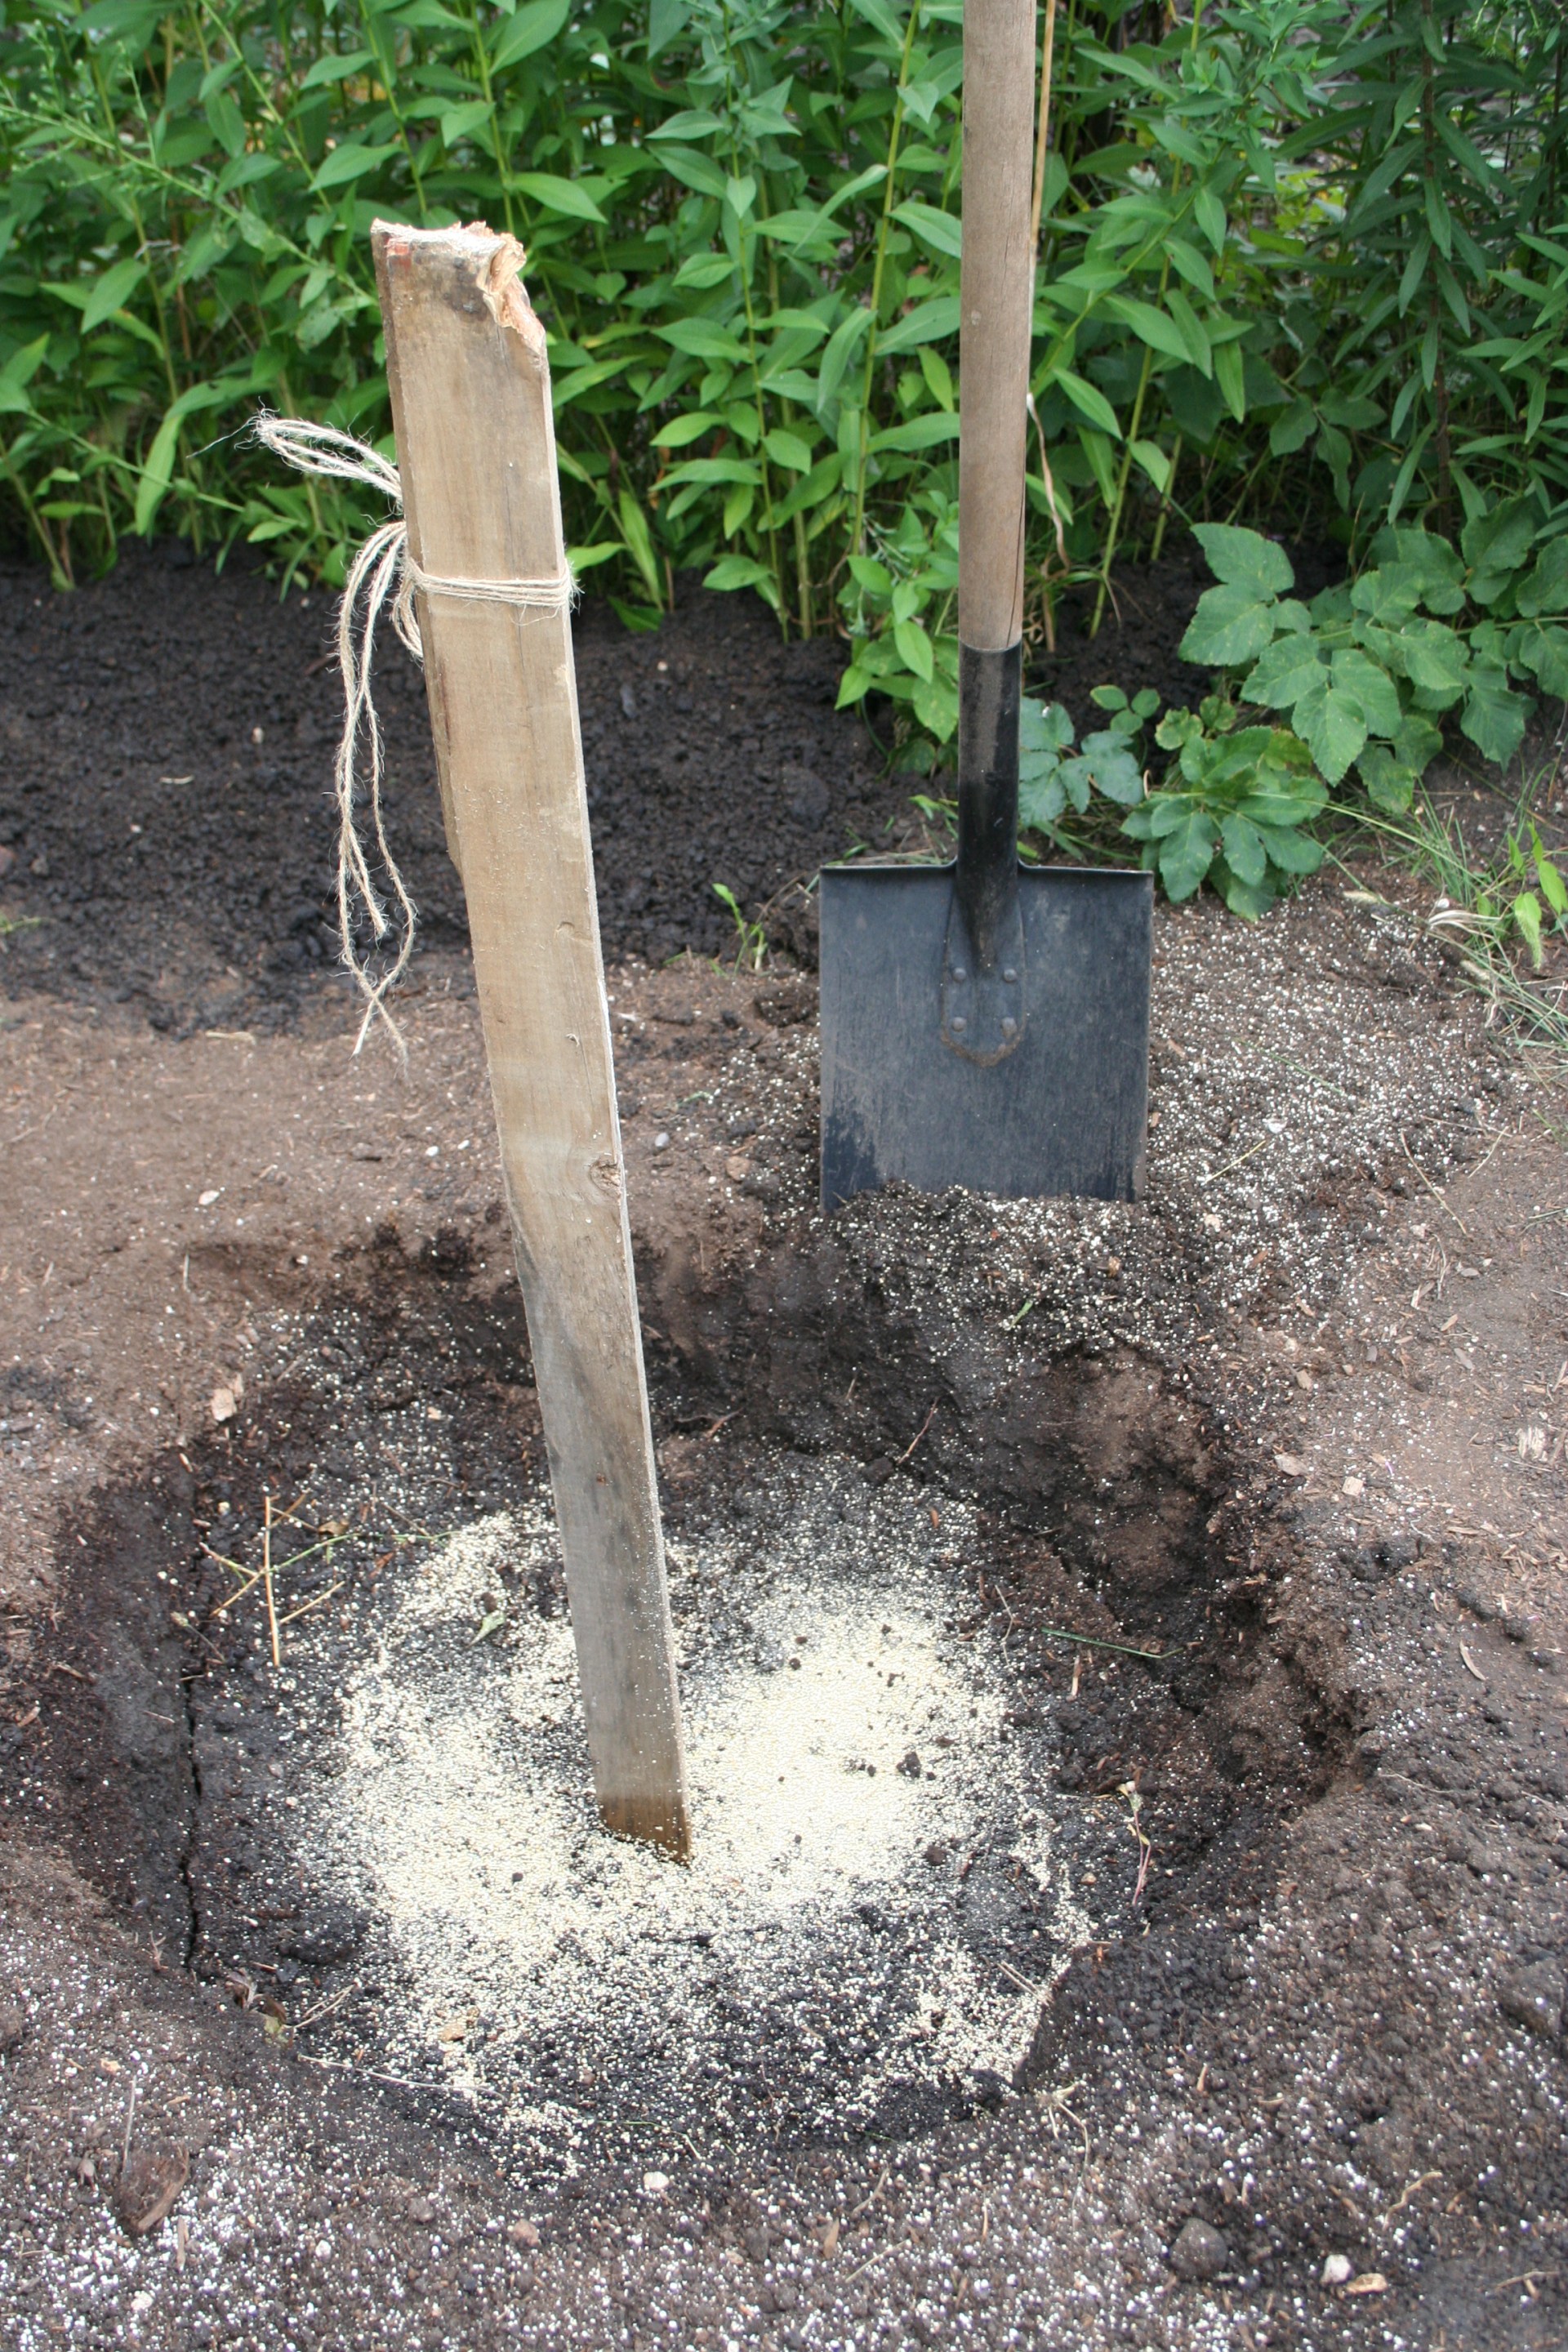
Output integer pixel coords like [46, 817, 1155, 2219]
[371, 220, 689, 1858]
[957, 0, 1039, 657]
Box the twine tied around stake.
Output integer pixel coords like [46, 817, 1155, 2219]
[255, 411, 577, 1054]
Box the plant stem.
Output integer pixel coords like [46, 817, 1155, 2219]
[1149, 433, 1183, 559]
[850, 0, 924, 558]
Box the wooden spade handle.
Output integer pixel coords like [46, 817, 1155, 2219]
[957, 0, 1038, 656]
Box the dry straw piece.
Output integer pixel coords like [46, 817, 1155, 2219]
[254, 411, 576, 1054]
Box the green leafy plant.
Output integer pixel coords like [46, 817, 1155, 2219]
[1017, 686, 1155, 835]
[1378, 797, 1568, 969]
[835, 490, 961, 757]
[2, 0, 1566, 799]
[711, 880, 768, 971]
[1178, 519, 1568, 811]
[1125, 699, 1328, 914]
[1281, 0, 1568, 545]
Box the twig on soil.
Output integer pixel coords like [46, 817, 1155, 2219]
[292, 1978, 360, 2033]
[1120, 1781, 1153, 1905]
[895, 1404, 939, 1465]
[1200, 1134, 1270, 1187]
[1378, 2170, 1441, 2226]
[1039, 1626, 1165, 1662]
[1401, 1132, 1470, 1237]
[295, 2054, 427, 2089]
[275, 1579, 347, 1630]
[848, 2165, 890, 2221]
[262, 1492, 280, 1668]
[120, 2079, 138, 2180]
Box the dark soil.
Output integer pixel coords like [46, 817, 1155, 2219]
[0, 543, 1238, 1035]
[1, 541, 1566, 2350]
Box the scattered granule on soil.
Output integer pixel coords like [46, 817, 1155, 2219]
[293, 1459, 1094, 2167]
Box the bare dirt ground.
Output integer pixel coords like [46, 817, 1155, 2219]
[2, 556, 1567, 2352]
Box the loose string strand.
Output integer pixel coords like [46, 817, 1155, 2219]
[254, 410, 575, 1055]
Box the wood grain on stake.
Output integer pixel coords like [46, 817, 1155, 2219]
[372, 219, 689, 1856]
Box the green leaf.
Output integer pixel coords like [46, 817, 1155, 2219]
[763, 427, 813, 473]
[893, 616, 934, 681]
[566, 541, 624, 574]
[1330, 648, 1402, 739]
[311, 141, 401, 191]
[489, 0, 571, 69]
[1253, 822, 1323, 877]
[301, 48, 375, 87]
[1194, 185, 1226, 252]
[1019, 771, 1067, 832]
[440, 100, 495, 146]
[650, 410, 723, 450]
[617, 486, 662, 606]
[648, 0, 690, 58]
[892, 202, 962, 260]
[1357, 745, 1419, 816]
[1377, 528, 1465, 613]
[1512, 890, 1544, 969]
[1293, 677, 1367, 784]
[705, 554, 776, 595]
[1020, 701, 1074, 758]
[1216, 866, 1276, 919]
[1054, 757, 1093, 816]
[1073, 730, 1143, 806]
[206, 88, 247, 160]
[1219, 812, 1268, 887]
[1398, 619, 1468, 703]
[845, 0, 906, 47]
[875, 296, 961, 355]
[1212, 340, 1245, 425]
[847, 555, 893, 597]
[1391, 710, 1444, 774]
[1178, 583, 1276, 669]
[1269, 399, 1315, 457]
[1241, 634, 1324, 710]
[868, 412, 959, 454]
[517, 172, 607, 224]
[1532, 834, 1568, 919]
[1107, 295, 1190, 365]
[1152, 808, 1219, 902]
[654, 145, 728, 200]
[911, 672, 959, 742]
[1517, 539, 1568, 619]
[1191, 523, 1294, 597]
[136, 381, 234, 536]
[1459, 495, 1539, 586]
[919, 347, 955, 412]
[656, 318, 746, 363]
[1054, 369, 1120, 439]
[817, 305, 872, 405]
[1459, 668, 1530, 768]
[81, 257, 147, 334]
[1515, 622, 1568, 701]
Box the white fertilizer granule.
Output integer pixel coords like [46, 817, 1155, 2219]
[290, 1458, 1095, 2168]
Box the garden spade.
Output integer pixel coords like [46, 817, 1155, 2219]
[818, 0, 1152, 1211]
